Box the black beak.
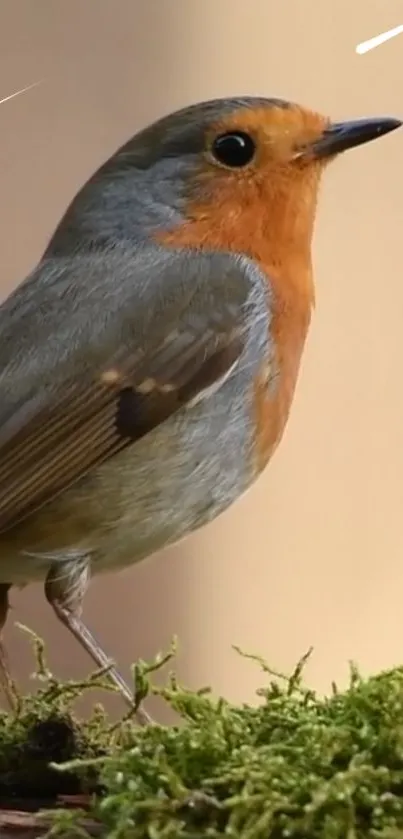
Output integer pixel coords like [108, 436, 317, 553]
[307, 117, 402, 160]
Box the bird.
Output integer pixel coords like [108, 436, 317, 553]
[0, 96, 400, 723]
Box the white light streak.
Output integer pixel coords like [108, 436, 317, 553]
[356, 24, 403, 54]
[0, 80, 43, 107]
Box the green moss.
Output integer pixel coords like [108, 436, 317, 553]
[3, 629, 403, 837]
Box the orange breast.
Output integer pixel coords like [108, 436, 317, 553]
[251, 272, 311, 473]
[156, 180, 314, 474]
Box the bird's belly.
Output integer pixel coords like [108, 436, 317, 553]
[0, 382, 257, 584]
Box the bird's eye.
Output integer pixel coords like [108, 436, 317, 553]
[211, 131, 256, 168]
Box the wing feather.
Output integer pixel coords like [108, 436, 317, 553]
[0, 245, 253, 531]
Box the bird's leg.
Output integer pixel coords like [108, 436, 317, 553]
[0, 583, 18, 710]
[44, 556, 152, 725]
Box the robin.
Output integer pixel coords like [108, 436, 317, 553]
[0, 96, 400, 723]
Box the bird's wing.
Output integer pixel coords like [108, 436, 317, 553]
[0, 245, 257, 532]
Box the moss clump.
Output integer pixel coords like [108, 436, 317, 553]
[0, 626, 115, 806]
[3, 630, 403, 838]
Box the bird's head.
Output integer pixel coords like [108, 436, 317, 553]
[143, 97, 400, 258]
[47, 96, 401, 276]
[104, 96, 397, 274]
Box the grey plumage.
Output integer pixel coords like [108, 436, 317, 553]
[0, 239, 273, 576]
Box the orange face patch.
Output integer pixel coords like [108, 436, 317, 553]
[156, 103, 326, 288]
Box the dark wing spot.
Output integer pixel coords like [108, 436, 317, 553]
[115, 387, 145, 439]
[115, 385, 179, 441]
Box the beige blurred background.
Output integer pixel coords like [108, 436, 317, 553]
[0, 0, 402, 717]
